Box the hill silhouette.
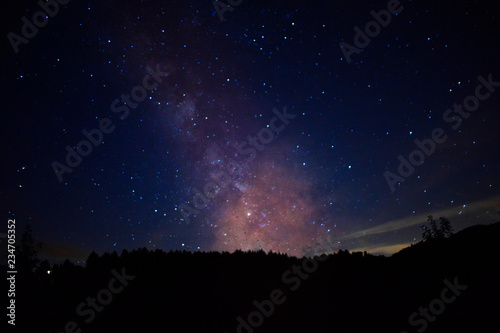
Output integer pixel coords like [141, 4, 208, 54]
[10, 222, 499, 333]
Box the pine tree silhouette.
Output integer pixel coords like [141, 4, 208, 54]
[17, 224, 41, 273]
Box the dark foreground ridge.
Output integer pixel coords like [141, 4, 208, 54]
[11, 222, 500, 333]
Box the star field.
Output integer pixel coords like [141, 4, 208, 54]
[2, 0, 499, 262]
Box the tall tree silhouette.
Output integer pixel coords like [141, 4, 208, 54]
[17, 224, 41, 273]
[439, 216, 453, 238]
[421, 215, 453, 241]
[428, 215, 442, 239]
[421, 224, 432, 241]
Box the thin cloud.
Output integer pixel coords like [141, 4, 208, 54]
[350, 243, 411, 256]
[339, 196, 500, 241]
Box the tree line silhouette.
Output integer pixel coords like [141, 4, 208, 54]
[7, 218, 500, 333]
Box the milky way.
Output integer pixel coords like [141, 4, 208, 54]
[139, 50, 343, 257]
[158, 85, 339, 256]
[211, 158, 330, 256]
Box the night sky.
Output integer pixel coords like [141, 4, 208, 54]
[2, 0, 499, 263]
